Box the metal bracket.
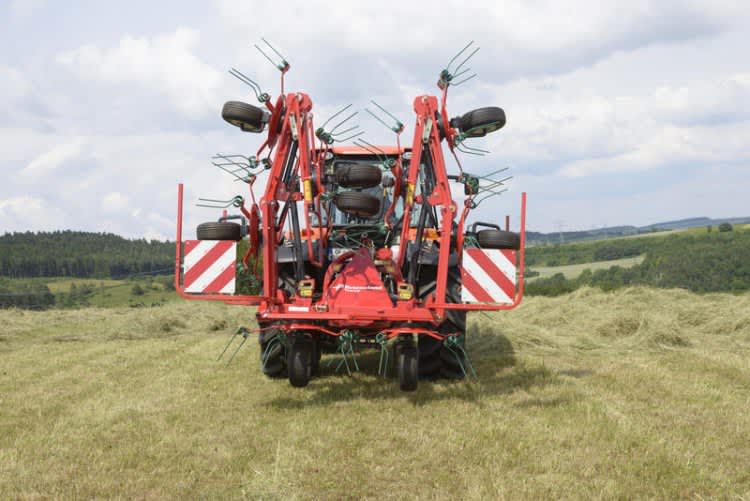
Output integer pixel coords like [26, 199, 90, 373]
[422, 118, 433, 143]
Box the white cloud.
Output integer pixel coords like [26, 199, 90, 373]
[57, 28, 223, 117]
[0, 65, 29, 99]
[101, 192, 129, 212]
[653, 73, 750, 125]
[21, 139, 84, 177]
[1, 1, 749, 236]
[0, 195, 66, 232]
[217, 0, 741, 82]
[9, 0, 47, 19]
[0, 196, 43, 212]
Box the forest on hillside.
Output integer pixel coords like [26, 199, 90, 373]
[2, 228, 749, 309]
[0, 231, 173, 279]
[527, 227, 750, 296]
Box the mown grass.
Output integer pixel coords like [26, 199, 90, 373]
[7, 276, 179, 308]
[528, 255, 645, 281]
[1, 288, 749, 499]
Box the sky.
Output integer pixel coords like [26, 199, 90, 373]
[1, 0, 748, 239]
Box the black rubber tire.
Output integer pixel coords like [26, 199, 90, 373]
[397, 344, 418, 392]
[418, 269, 467, 380]
[311, 338, 322, 377]
[259, 329, 287, 378]
[454, 106, 506, 138]
[288, 338, 313, 388]
[196, 222, 242, 241]
[222, 101, 265, 133]
[336, 163, 382, 188]
[477, 229, 520, 250]
[334, 192, 381, 218]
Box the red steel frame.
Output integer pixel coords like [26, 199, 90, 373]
[174, 86, 528, 328]
[174, 184, 526, 314]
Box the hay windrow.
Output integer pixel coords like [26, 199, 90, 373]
[1, 287, 749, 498]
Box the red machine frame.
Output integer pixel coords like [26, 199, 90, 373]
[173, 48, 527, 354]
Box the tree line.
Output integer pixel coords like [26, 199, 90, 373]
[0, 231, 174, 279]
[527, 228, 750, 296]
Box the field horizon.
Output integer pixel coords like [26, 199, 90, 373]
[1, 286, 749, 498]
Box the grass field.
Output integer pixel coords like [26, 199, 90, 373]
[1, 288, 749, 499]
[6, 276, 179, 308]
[528, 255, 645, 281]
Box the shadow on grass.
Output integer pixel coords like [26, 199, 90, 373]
[268, 325, 559, 408]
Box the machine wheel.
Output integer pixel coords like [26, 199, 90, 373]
[259, 329, 287, 378]
[418, 269, 467, 380]
[477, 229, 520, 250]
[288, 337, 313, 388]
[197, 222, 242, 241]
[222, 101, 266, 132]
[453, 106, 506, 138]
[336, 163, 382, 188]
[396, 343, 418, 392]
[311, 337, 322, 377]
[334, 192, 381, 218]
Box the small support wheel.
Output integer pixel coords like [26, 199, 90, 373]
[396, 342, 418, 392]
[288, 337, 313, 388]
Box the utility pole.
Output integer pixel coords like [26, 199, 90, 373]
[554, 219, 566, 243]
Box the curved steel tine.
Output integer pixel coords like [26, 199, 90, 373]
[446, 41, 474, 73]
[331, 125, 359, 137]
[212, 158, 250, 169]
[355, 138, 386, 156]
[369, 100, 404, 133]
[329, 110, 359, 133]
[453, 47, 479, 75]
[365, 108, 394, 132]
[212, 159, 251, 172]
[197, 197, 233, 208]
[261, 38, 289, 69]
[452, 67, 472, 79]
[456, 143, 484, 156]
[474, 167, 509, 180]
[212, 162, 252, 182]
[479, 176, 514, 191]
[254, 38, 289, 72]
[474, 188, 508, 207]
[354, 138, 388, 162]
[453, 73, 477, 86]
[213, 153, 251, 162]
[371, 100, 403, 126]
[320, 103, 353, 130]
[229, 68, 262, 94]
[337, 130, 366, 143]
[461, 143, 490, 154]
[255, 43, 279, 70]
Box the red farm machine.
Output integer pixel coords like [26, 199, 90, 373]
[174, 40, 526, 391]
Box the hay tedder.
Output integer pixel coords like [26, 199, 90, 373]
[174, 40, 526, 391]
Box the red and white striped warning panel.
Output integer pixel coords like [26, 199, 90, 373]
[461, 248, 517, 304]
[183, 240, 236, 294]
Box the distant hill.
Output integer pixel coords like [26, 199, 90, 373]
[527, 216, 750, 245]
[0, 231, 173, 279]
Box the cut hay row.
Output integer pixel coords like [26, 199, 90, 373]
[1, 287, 749, 498]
